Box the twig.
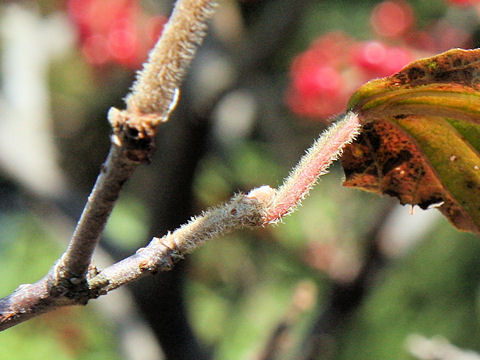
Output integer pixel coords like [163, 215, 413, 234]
[89, 190, 272, 292]
[52, 0, 219, 288]
[53, 145, 139, 287]
[125, 0, 218, 121]
[56, 0, 220, 282]
[0, 0, 361, 331]
[0, 0, 218, 331]
[266, 112, 361, 223]
[0, 109, 360, 330]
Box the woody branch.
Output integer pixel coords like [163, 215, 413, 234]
[0, 0, 361, 332]
[0, 0, 218, 331]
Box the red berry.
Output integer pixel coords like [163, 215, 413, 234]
[107, 17, 140, 67]
[67, 0, 167, 69]
[285, 32, 357, 119]
[287, 63, 347, 119]
[293, 66, 343, 98]
[371, 1, 414, 38]
[351, 41, 412, 78]
[351, 41, 387, 74]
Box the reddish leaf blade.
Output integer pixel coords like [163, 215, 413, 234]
[342, 48, 480, 234]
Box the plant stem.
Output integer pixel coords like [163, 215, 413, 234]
[52, 0, 220, 286]
[265, 112, 361, 223]
[55, 145, 139, 281]
[0, 0, 220, 330]
[89, 113, 361, 292]
[126, 0, 218, 123]
[89, 192, 269, 292]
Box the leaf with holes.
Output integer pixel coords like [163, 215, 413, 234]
[341, 48, 480, 234]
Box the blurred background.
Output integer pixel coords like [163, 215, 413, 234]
[0, 0, 480, 359]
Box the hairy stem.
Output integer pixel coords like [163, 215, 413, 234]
[126, 0, 218, 123]
[0, 0, 220, 330]
[266, 112, 361, 223]
[89, 114, 361, 293]
[0, 110, 361, 330]
[89, 191, 270, 292]
[52, 0, 219, 285]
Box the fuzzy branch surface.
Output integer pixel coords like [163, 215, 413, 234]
[125, 0, 218, 123]
[88, 112, 361, 293]
[0, 0, 219, 331]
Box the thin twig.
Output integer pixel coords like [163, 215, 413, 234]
[52, 0, 219, 287]
[89, 190, 272, 292]
[0, 0, 219, 330]
[0, 110, 360, 330]
[0, 115, 358, 332]
[126, 0, 218, 122]
[266, 112, 361, 223]
[54, 145, 139, 282]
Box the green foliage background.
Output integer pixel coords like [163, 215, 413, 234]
[1, 0, 480, 359]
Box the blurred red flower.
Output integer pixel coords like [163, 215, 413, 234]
[286, 0, 473, 121]
[370, 0, 415, 38]
[67, 0, 167, 69]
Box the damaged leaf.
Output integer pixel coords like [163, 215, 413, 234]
[341, 48, 480, 234]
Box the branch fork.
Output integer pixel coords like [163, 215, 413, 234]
[89, 190, 273, 293]
[0, 0, 362, 332]
[108, 107, 158, 163]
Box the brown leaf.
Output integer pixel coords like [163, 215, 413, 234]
[341, 48, 480, 234]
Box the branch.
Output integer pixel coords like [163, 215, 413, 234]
[88, 112, 360, 293]
[125, 0, 218, 121]
[0, 0, 361, 332]
[0, 108, 360, 330]
[53, 0, 219, 286]
[53, 145, 139, 285]
[0, 0, 218, 330]
[89, 190, 272, 292]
